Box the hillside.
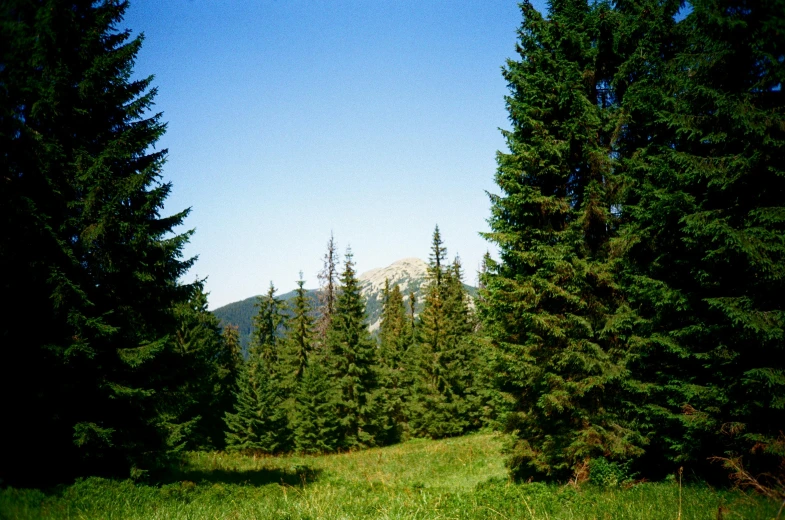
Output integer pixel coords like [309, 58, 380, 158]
[212, 257, 477, 349]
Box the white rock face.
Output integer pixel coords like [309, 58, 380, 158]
[358, 257, 429, 293]
[357, 257, 430, 332]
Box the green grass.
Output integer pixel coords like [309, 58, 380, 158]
[1, 432, 779, 519]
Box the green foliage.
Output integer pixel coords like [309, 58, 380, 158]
[280, 275, 316, 385]
[0, 0, 195, 484]
[408, 228, 495, 439]
[250, 283, 287, 365]
[614, 0, 785, 477]
[292, 362, 342, 453]
[325, 248, 383, 449]
[173, 282, 242, 451]
[375, 279, 409, 443]
[479, 0, 658, 480]
[224, 355, 290, 454]
[587, 458, 635, 488]
[482, 0, 785, 483]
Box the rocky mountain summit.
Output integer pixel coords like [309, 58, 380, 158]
[212, 257, 475, 349]
[358, 257, 429, 331]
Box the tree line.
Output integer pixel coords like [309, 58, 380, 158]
[223, 229, 498, 454]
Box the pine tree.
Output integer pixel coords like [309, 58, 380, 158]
[173, 282, 240, 450]
[377, 279, 409, 442]
[410, 227, 455, 437]
[325, 248, 381, 448]
[292, 361, 342, 453]
[440, 257, 485, 431]
[231, 281, 292, 452]
[407, 291, 418, 345]
[1, 0, 195, 483]
[479, 0, 645, 479]
[379, 279, 408, 366]
[224, 354, 289, 454]
[218, 324, 244, 424]
[317, 232, 340, 339]
[281, 273, 315, 384]
[617, 0, 785, 477]
[410, 229, 482, 438]
[250, 282, 287, 364]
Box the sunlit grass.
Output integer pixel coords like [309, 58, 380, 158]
[1, 432, 778, 519]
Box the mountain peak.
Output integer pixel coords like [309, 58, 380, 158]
[358, 258, 429, 331]
[213, 257, 476, 344]
[358, 257, 428, 293]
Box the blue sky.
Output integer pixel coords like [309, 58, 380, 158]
[123, 0, 548, 309]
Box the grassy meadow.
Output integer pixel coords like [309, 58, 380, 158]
[1, 433, 778, 519]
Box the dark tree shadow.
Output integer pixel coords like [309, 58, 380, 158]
[158, 464, 321, 487]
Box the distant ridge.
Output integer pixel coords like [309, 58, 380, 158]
[212, 257, 476, 349]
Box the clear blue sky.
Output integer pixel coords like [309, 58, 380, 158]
[123, 0, 548, 309]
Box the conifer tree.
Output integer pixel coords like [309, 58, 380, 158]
[377, 279, 409, 442]
[617, 0, 785, 476]
[282, 273, 315, 384]
[224, 354, 289, 453]
[317, 232, 340, 339]
[292, 362, 342, 453]
[479, 0, 645, 479]
[173, 282, 241, 450]
[407, 291, 418, 345]
[409, 229, 482, 438]
[1, 0, 195, 483]
[410, 227, 455, 437]
[326, 248, 382, 448]
[379, 279, 408, 366]
[251, 282, 287, 364]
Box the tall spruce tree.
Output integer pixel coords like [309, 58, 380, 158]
[480, 0, 645, 479]
[377, 279, 409, 442]
[1, 0, 194, 484]
[282, 273, 315, 384]
[410, 227, 457, 437]
[326, 248, 382, 448]
[224, 353, 289, 454]
[173, 282, 241, 450]
[250, 282, 287, 364]
[229, 281, 291, 452]
[317, 232, 340, 339]
[617, 0, 785, 477]
[410, 229, 481, 438]
[379, 279, 408, 369]
[292, 362, 342, 453]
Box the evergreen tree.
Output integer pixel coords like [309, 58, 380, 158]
[250, 282, 287, 364]
[377, 279, 409, 442]
[617, 0, 785, 477]
[1, 0, 194, 484]
[292, 362, 342, 453]
[479, 0, 645, 479]
[410, 227, 456, 437]
[326, 248, 382, 448]
[219, 324, 244, 415]
[407, 291, 418, 345]
[379, 279, 408, 366]
[234, 281, 292, 451]
[224, 354, 289, 454]
[173, 282, 241, 450]
[410, 230, 482, 438]
[317, 232, 340, 339]
[281, 273, 315, 384]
